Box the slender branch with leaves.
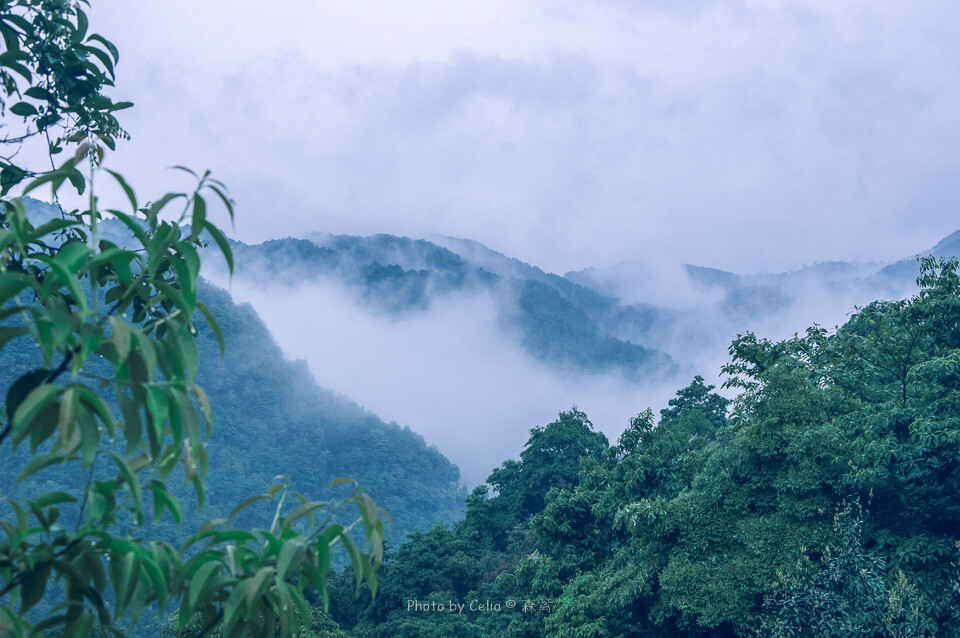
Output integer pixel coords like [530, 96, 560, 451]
[0, 1, 385, 635]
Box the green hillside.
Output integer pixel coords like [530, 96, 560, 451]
[1, 200, 467, 542]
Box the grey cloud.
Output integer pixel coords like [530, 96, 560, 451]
[99, 1, 960, 279]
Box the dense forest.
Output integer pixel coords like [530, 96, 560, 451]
[325, 257, 960, 637]
[314, 259, 960, 638]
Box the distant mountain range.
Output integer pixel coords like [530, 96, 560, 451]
[219, 227, 960, 384]
[15, 196, 960, 505]
[225, 233, 677, 381]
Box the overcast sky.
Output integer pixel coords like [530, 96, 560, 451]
[90, 0, 960, 274]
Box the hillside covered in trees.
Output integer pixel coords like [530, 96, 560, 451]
[323, 257, 960, 637]
[0, 202, 466, 544]
[4, 1, 960, 636]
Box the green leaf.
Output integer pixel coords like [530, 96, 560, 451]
[316, 538, 331, 582]
[22, 158, 79, 196]
[105, 209, 148, 247]
[29, 491, 77, 510]
[9, 101, 37, 117]
[89, 246, 135, 282]
[170, 257, 196, 315]
[114, 551, 140, 617]
[7, 369, 50, 423]
[18, 564, 50, 615]
[339, 531, 366, 594]
[1, 13, 33, 33]
[201, 220, 233, 274]
[28, 216, 79, 240]
[190, 193, 206, 239]
[191, 473, 205, 511]
[150, 480, 182, 527]
[196, 302, 225, 356]
[222, 579, 252, 632]
[117, 391, 141, 454]
[144, 192, 186, 229]
[17, 452, 70, 483]
[146, 386, 169, 434]
[75, 8, 89, 41]
[0, 325, 29, 350]
[36, 253, 86, 312]
[140, 555, 167, 607]
[84, 45, 114, 79]
[276, 580, 297, 637]
[170, 165, 199, 178]
[54, 241, 91, 274]
[188, 560, 221, 611]
[207, 183, 235, 225]
[109, 316, 131, 361]
[86, 33, 119, 62]
[0, 273, 29, 305]
[228, 494, 270, 522]
[11, 383, 59, 448]
[276, 538, 307, 581]
[198, 529, 259, 548]
[0, 164, 26, 194]
[24, 86, 51, 100]
[283, 501, 329, 529]
[105, 169, 137, 212]
[192, 384, 214, 434]
[108, 452, 142, 519]
[130, 329, 157, 379]
[74, 386, 114, 434]
[245, 566, 274, 607]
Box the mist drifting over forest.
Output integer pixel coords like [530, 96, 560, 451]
[6, 1, 960, 635]
[203, 229, 956, 485]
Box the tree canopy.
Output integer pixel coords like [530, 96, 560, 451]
[332, 258, 960, 638]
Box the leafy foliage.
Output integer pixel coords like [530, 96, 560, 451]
[0, 2, 384, 635]
[0, 0, 131, 193]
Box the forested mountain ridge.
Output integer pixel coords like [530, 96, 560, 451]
[2, 199, 467, 543]
[189, 281, 466, 536]
[217, 227, 960, 387]
[332, 257, 960, 637]
[223, 233, 677, 381]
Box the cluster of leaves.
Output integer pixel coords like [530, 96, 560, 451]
[757, 501, 928, 638]
[0, 1, 386, 635]
[0, 162, 385, 636]
[0, 0, 132, 193]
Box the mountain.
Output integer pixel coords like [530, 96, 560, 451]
[189, 280, 466, 535]
[223, 227, 960, 389]
[224, 233, 678, 381]
[2, 199, 467, 542]
[564, 238, 956, 374]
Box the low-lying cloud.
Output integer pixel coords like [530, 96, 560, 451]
[214, 274, 687, 486]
